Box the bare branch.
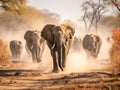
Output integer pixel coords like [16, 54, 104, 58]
[81, 0, 107, 32]
[111, 0, 120, 11]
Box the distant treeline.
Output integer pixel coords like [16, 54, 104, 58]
[0, 6, 61, 32]
[100, 13, 120, 29]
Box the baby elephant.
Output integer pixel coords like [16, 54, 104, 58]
[10, 40, 23, 61]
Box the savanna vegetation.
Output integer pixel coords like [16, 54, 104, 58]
[0, 0, 120, 72]
[0, 0, 120, 89]
[0, 38, 10, 64]
[110, 29, 120, 74]
[0, 0, 60, 64]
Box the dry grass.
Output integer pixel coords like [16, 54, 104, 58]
[110, 28, 120, 74]
[0, 38, 10, 64]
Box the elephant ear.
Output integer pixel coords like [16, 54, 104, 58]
[10, 40, 15, 46]
[24, 30, 33, 40]
[61, 24, 75, 39]
[41, 24, 55, 42]
[82, 34, 90, 49]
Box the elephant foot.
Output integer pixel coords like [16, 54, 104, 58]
[52, 69, 60, 73]
[37, 60, 41, 63]
[62, 64, 66, 68]
[37, 58, 41, 63]
[63, 67, 66, 71]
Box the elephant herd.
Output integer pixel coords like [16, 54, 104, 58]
[9, 24, 102, 72]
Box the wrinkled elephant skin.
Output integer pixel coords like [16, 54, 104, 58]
[24, 30, 46, 63]
[82, 34, 102, 59]
[41, 24, 75, 72]
[10, 40, 23, 60]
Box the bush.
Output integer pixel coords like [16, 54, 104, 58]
[0, 38, 10, 64]
[110, 28, 120, 74]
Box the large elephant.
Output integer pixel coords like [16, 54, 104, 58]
[41, 24, 75, 72]
[82, 34, 102, 59]
[24, 30, 46, 63]
[10, 40, 23, 60]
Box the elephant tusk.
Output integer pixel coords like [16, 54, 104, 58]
[51, 43, 55, 49]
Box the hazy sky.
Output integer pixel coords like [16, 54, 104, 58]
[28, 0, 82, 22]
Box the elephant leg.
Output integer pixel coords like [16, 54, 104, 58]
[15, 53, 18, 59]
[38, 42, 46, 63]
[36, 48, 41, 63]
[62, 46, 67, 69]
[31, 50, 37, 63]
[51, 50, 59, 72]
[12, 53, 16, 60]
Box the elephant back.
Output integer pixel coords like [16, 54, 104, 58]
[41, 24, 55, 43]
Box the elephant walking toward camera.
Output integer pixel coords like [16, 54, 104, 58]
[82, 34, 102, 59]
[24, 30, 46, 63]
[10, 40, 23, 60]
[41, 24, 75, 72]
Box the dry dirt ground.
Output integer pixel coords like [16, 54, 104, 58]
[0, 60, 120, 90]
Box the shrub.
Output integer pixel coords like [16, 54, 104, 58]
[0, 38, 10, 64]
[110, 28, 120, 74]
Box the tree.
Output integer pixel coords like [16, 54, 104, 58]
[0, 6, 45, 32]
[105, 0, 120, 11]
[81, 0, 107, 33]
[0, 0, 27, 14]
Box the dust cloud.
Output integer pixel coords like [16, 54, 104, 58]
[66, 42, 111, 73]
[0, 6, 59, 72]
[0, 24, 113, 74]
[0, 7, 113, 73]
[0, 27, 112, 74]
[65, 29, 112, 73]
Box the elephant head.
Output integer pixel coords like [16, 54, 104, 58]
[10, 40, 23, 60]
[41, 24, 75, 72]
[82, 34, 102, 59]
[24, 30, 46, 63]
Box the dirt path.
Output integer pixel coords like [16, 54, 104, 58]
[0, 60, 119, 90]
[0, 68, 120, 90]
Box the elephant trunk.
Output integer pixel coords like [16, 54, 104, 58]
[58, 47, 63, 71]
[36, 45, 41, 63]
[57, 39, 64, 71]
